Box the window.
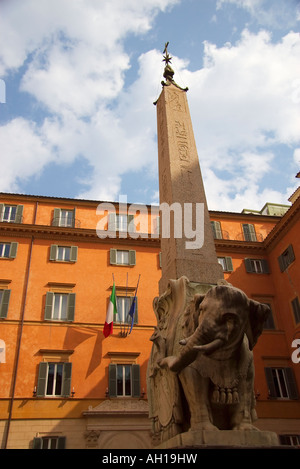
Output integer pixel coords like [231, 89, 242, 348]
[50, 245, 78, 262]
[211, 221, 222, 239]
[33, 436, 66, 449]
[108, 363, 140, 398]
[245, 258, 269, 274]
[0, 204, 23, 223]
[218, 257, 233, 272]
[0, 242, 18, 259]
[279, 435, 300, 446]
[278, 245, 295, 272]
[242, 223, 257, 242]
[263, 303, 276, 330]
[265, 367, 298, 399]
[116, 296, 138, 324]
[0, 290, 11, 319]
[108, 214, 135, 233]
[52, 208, 75, 227]
[291, 297, 300, 324]
[109, 249, 136, 266]
[36, 362, 72, 397]
[44, 292, 76, 322]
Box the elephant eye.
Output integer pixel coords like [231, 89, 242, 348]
[223, 313, 237, 323]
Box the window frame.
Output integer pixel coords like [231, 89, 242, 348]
[44, 292, 76, 322]
[265, 367, 298, 400]
[108, 363, 140, 398]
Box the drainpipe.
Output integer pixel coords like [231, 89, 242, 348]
[3, 202, 38, 449]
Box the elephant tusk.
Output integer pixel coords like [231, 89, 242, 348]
[193, 338, 224, 355]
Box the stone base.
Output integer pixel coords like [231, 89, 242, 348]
[157, 430, 279, 449]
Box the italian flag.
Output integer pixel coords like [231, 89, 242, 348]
[103, 283, 117, 338]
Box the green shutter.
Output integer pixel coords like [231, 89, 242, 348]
[287, 244, 295, 264]
[44, 292, 54, 320]
[278, 254, 285, 272]
[110, 249, 117, 265]
[127, 214, 135, 233]
[225, 257, 233, 272]
[264, 368, 277, 398]
[9, 242, 18, 259]
[131, 364, 140, 398]
[15, 205, 23, 224]
[57, 437, 66, 449]
[0, 204, 4, 220]
[108, 213, 116, 231]
[108, 364, 117, 397]
[133, 297, 138, 324]
[0, 289, 11, 319]
[243, 224, 257, 241]
[261, 259, 270, 274]
[50, 245, 58, 261]
[129, 250, 136, 266]
[36, 362, 48, 397]
[62, 363, 72, 397]
[67, 293, 76, 322]
[33, 437, 42, 449]
[70, 246, 78, 262]
[244, 258, 253, 273]
[285, 367, 298, 399]
[71, 209, 76, 228]
[211, 221, 222, 239]
[53, 208, 61, 226]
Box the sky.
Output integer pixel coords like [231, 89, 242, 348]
[0, 0, 300, 213]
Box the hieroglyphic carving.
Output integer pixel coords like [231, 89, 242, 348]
[169, 90, 185, 112]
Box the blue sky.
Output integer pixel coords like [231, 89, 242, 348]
[0, 0, 299, 212]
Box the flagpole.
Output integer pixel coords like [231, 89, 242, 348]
[126, 274, 141, 336]
[122, 272, 128, 337]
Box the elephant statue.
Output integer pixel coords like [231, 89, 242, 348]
[147, 276, 270, 444]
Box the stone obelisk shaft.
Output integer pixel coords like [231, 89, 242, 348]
[156, 83, 223, 294]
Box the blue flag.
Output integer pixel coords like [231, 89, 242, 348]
[128, 296, 137, 335]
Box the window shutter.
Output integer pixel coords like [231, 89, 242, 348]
[44, 292, 54, 320]
[57, 437, 66, 449]
[36, 362, 48, 397]
[127, 214, 135, 233]
[129, 250, 136, 266]
[70, 246, 78, 262]
[108, 213, 116, 231]
[211, 221, 222, 239]
[278, 254, 285, 272]
[9, 242, 18, 259]
[62, 363, 72, 397]
[285, 367, 298, 399]
[291, 297, 300, 324]
[67, 293, 76, 322]
[225, 257, 233, 272]
[287, 244, 295, 264]
[0, 289, 11, 319]
[133, 297, 138, 324]
[264, 367, 277, 398]
[50, 245, 58, 261]
[14, 205, 23, 224]
[261, 259, 270, 274]
[33, 437, 42, 449]
[159, 252, 162, 268]
[131, 364, 140, 398]
[53, 208, 61, 226]
[110, 249, 117, 265]
[243, 224, 256, 241]
[0, 204, 4, 220]
[108, 364, 117, 397]
[71, 209, 76, 228]
[244, 258, 253, 273]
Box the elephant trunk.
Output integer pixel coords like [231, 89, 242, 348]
[193, 338, 224, 355]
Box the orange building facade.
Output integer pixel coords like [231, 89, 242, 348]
[0, 191, 299, 449]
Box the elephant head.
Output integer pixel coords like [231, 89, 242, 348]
[161, 285, 270, 372]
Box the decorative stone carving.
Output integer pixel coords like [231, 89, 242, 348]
[84, 430, 101, 448]
[147, 276, 279, 447]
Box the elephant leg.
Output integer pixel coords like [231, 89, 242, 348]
[230, 360, 258, 431]
[179, 367, 218, 431]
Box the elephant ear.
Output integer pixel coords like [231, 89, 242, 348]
[246, 300, 270, 350]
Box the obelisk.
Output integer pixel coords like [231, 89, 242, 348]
[155, 43, 223, 294]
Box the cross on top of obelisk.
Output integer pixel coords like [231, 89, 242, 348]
[161, 42, 188, 91]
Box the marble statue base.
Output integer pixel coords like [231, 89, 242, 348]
[157, 429, 279, 449]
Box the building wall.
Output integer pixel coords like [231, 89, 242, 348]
[1, 193, 300, 449]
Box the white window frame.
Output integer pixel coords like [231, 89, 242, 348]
[59, 210, 74, 227]
[116, 250, 129, 265]
[116, 364, 132, 397]
[0, 243, 11, 258]
[57, 246, 71, 262]
[116, 214, 128, 232]
[116, 296, 133, 323]
[272, 368, 290, 398]
[45, 363, 64, 397]
[1, 205, 16, 222]
[52, 293, 68, 321]
[250, 259, 263, 273]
